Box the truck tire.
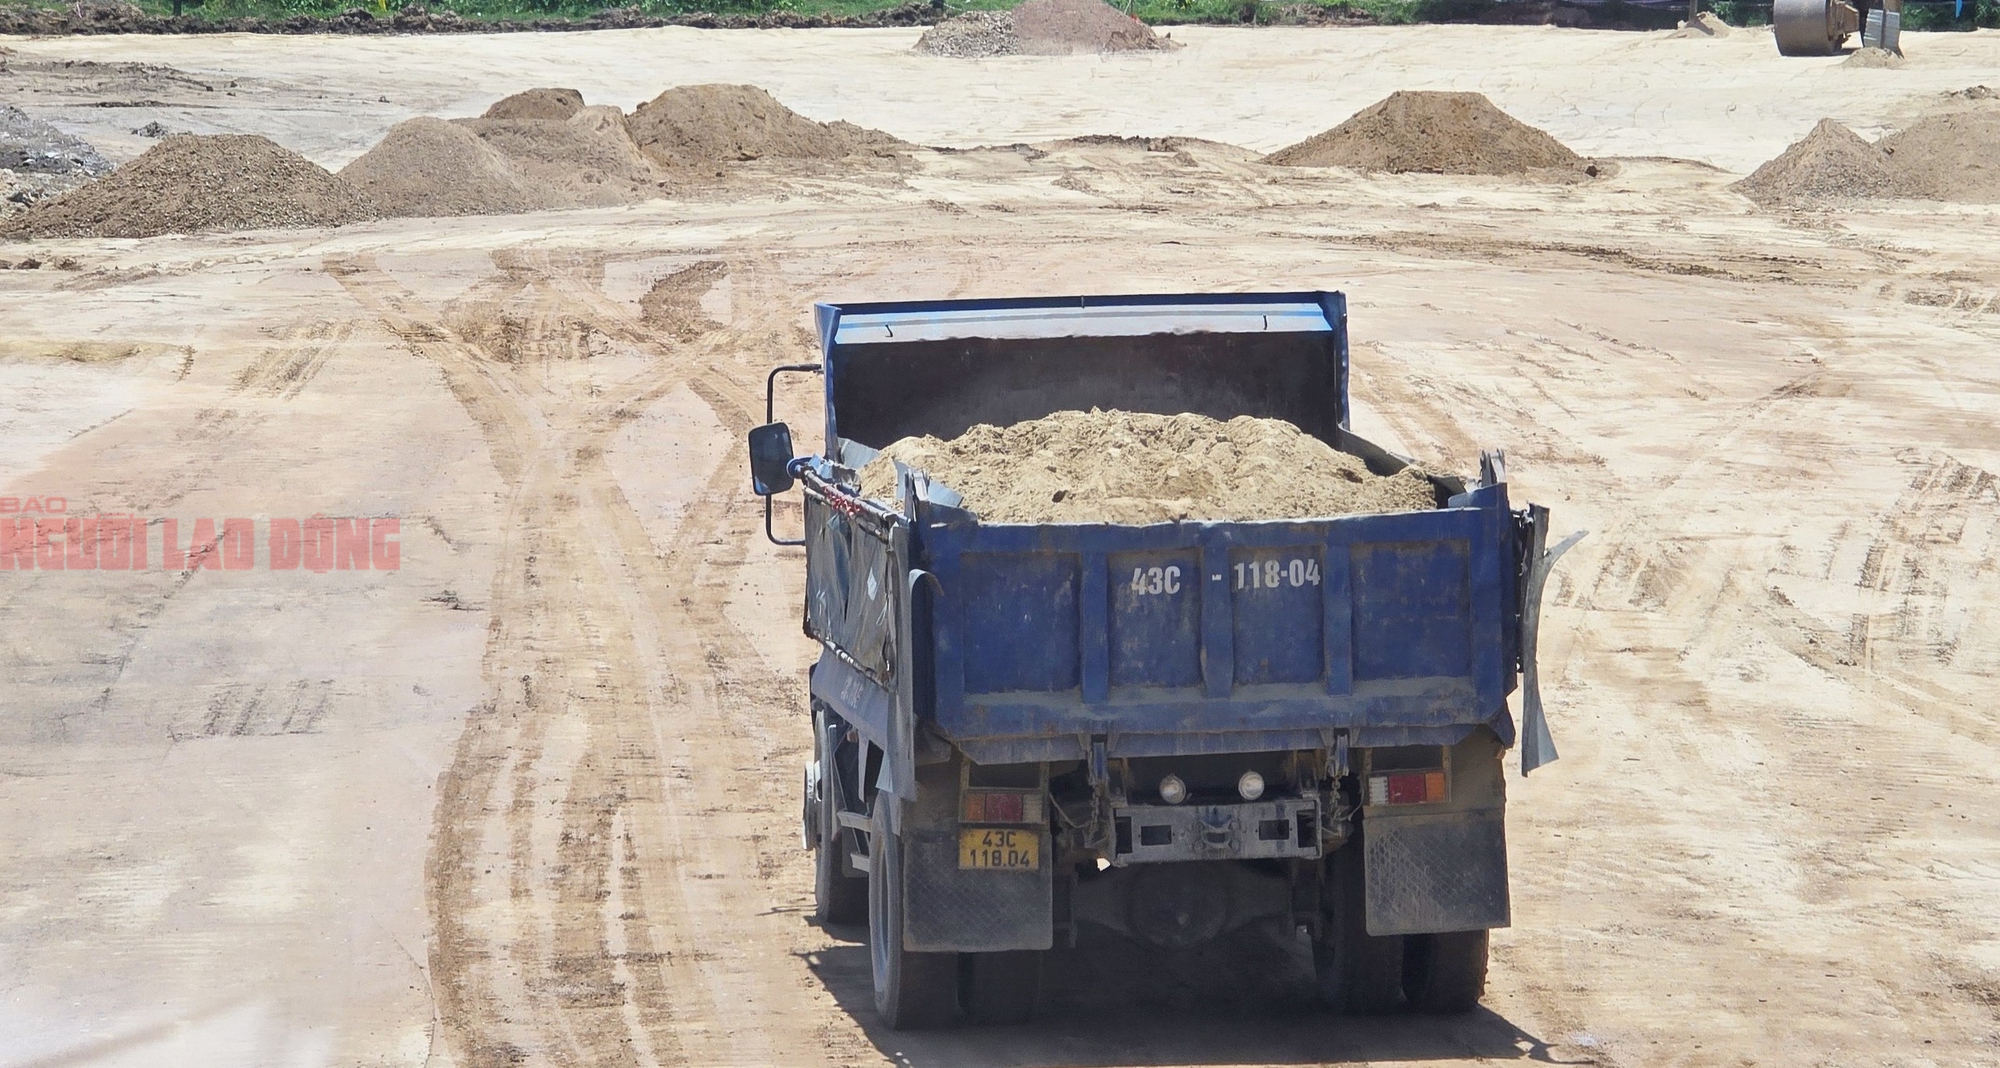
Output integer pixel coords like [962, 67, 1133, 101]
[1314, 838, 1404, 1015]
[1402, 929, 1489, 1013]
[962, 951, 1039, 1025]
[868, 800, 960, 1029]
[812, 709, 867, 926]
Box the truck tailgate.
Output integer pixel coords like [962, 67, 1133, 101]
[920, 484, 1517, 763]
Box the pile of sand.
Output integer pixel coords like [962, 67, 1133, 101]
[482, 87, 585, 122]
[859, 409, 1438, 524]
[1733, 119, 1898, 205]
[625, 84, 901, 168]
[1878, 111, 2000, 200]
[1264, 91, 1588, 177]
[915, 0, 1177, 58]
[1843, 46, 1905, 69]
[1668, 10, 1732, 37]
[2, 134, 372, 238]
[1735, 113, 2000, 206]
[342, 90, 669, 217]
[340, 117, 543, 217]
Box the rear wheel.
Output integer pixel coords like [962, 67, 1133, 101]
[868, 799, 960, 1029]
[1403, 929, 1489, 1013]
[1314, 837, 1404, 1015]
[962, 951, 1040, 1025]
[811, 708, 866, 925]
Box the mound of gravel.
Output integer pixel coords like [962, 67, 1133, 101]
[914, 11, 1019, 57]
[3, 134, 372, 238]
[1877, 111, 2000, 201]
[915, 0, 1176, 58]
[482, 87, 585, 122]
[859, 409, 1438, 525]
[1732, 119, 1900, 206]
[0, 106, 110, 177]
[1264, 91, 1586, 176]
[341, 117, 541, 217]
[625, 84, 901, 168]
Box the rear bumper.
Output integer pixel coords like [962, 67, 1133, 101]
[1112, 798, 1321, 865]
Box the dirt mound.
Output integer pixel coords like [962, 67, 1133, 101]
[915, 0, 1176, 57]
[1015, 0, 1177, 54]
[340, 117, 540, 217]
[1668, 10, 1732, 36]
[482, 87, 585, 122]
[1877, 111, 2000, 201]
[457, 111, 662, 207]
[1263, 91, 1586, 177]
[3, 134, 371, 238]
[625, 84, 901, 168]
[859, 409, 1438, 524]
[1843, 46, 1904, 69]
[1732, 119, 1899, 206]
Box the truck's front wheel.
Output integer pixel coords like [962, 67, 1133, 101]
[867, 800, 960, 1029]
[1402, 929, 1489, 1013]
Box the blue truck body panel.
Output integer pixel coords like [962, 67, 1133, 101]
[804, 291, 1521, 765]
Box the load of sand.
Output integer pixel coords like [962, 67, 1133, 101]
[1265, 91, 1588, 177]
[915, 0, 1178, 58]
[1735, 112, 2000, 206]
[859, 409, 1438, 524]
[2, 134, 372, 238]
[624, 84, 902, 168]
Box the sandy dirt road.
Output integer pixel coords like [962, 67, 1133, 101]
[2, 22, 2000, 1068]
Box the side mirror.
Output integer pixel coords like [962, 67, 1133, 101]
[748, 422, 797, 496]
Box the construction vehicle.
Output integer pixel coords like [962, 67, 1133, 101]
[747, 291, 1581, 1029]
[1775, 0, 1901, 55]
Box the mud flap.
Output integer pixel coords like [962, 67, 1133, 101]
[1361, 810, 1509, 936]
[900, 760, 1053, 953]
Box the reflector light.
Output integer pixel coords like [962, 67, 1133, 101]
[1369, 770, 1448, 806]
[961, 790, 1036, 824]
[1237, 770, 1265, 801]
[1158, 774, 1188, 805]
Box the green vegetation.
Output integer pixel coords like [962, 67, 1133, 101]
[22, 0, 2000, 29]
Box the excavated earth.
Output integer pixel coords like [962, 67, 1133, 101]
[1736, 109, 2000, 205]
[1264, 90, 1590, 176]
[0, 132, 370, 237]
[5, 23, 2000, 1068]
[915, 0, 1177, 58]
[860, 410, 1437, 523]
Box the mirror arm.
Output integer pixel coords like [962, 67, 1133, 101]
[761, 363, 822, 547]
[767, 362, 823, 424]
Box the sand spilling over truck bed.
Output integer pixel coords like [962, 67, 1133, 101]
[859, 409, 1437, 524]
[1263, 91, 1589, 177]
[1, 133, 372, 238]
[914, 0, 1179, 58]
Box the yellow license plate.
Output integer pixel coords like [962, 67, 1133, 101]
[958, 828, 1040, 871]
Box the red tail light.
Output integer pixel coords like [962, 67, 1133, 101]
[962, 790, 1039, 824]
[1368, 770, 1447, 806]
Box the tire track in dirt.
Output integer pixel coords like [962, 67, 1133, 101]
[329, 249, 846, 1067]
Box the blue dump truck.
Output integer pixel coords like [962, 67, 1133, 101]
[747, 291, 1580, 1029]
